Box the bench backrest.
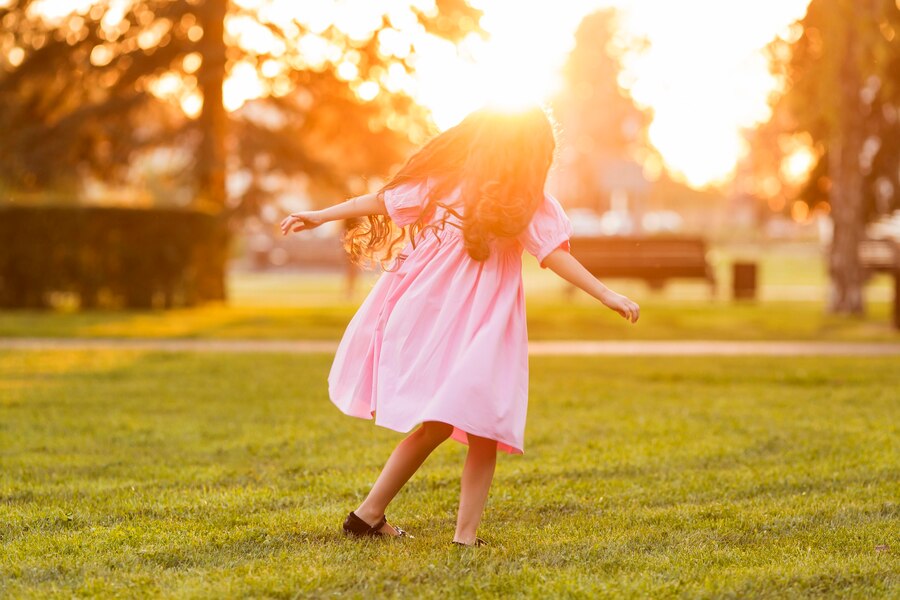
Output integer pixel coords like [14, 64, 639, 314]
[569, 236, 712, 279]
[859, 239, 899, 272]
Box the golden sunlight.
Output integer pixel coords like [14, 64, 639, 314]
[406, 0, 813, 188]
[220, 0, 815, 187]
[780, 134, 818, 185]
[412, 0, 592, 125]
[28, 0, 815, 189]
[613, 0, 812, 187]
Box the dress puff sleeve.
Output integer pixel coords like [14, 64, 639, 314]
[382, 178, 432, 227]
[517, 192, 574, 268]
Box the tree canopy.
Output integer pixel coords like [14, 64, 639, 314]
[760, 0, 899, 313]
[551, 9, 649, 211]
[0, 0, 482, 216]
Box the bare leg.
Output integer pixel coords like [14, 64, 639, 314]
[453, 433, 498, 544]
[354, 420, 453, 535]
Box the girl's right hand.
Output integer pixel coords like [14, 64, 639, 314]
[601, 290, 640, 323]
[280, 211, 324, 236]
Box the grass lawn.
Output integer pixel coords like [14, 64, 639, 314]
[2, 242, 898, 342]
[1, 351, 897, 598]
[1, 298, 896, 342]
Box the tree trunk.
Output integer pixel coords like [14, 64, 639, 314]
[195, 0, 229, 301]
[827, 2, 866, 315]
[827, 137, 866, 315]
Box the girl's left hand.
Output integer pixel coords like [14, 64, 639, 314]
[280, 211, 324, 235]
[601, 291, 641, 324]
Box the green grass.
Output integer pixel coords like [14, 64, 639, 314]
[1, 298, 896, 342]
[2, 243, 897, 342]
[1, 351, 897, 598]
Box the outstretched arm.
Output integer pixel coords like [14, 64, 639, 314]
[542, 248, 640, 323]
[280, 193, 387, 236]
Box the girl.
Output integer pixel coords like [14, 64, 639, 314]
[280, 106, 640, 547]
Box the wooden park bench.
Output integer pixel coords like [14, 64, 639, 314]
[568, 235, 716, 294]
[859, 238, 900, 329]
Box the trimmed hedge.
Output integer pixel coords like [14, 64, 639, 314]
[0, 206, 230, 309]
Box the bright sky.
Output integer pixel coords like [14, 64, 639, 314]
[23, 0, 813, 188]
[419, 0, 813, 188]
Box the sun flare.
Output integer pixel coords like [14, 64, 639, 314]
[28, 0, 816, 189]
[418, 0, 814, 188]
[412, 1, 592, 128]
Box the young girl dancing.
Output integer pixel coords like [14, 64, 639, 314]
[280, 106, 640, 547]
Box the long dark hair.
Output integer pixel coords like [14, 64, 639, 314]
[344, 105, 557, 267]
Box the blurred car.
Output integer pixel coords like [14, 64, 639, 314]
[867, 210, 900, 240]
[568, 207, 638, 236]
[567, 208, 607, 236]
[568, 207, 685, 236]
[641, 210, 684, 234]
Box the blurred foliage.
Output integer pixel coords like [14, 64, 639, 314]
[0, 0, 482, 216]
[551, 9, 650, 210]
[764, 0, 900, 220]
[0, 205, 228, 308]
[0, 0, 481, 308]
[760, 0, 900, 313]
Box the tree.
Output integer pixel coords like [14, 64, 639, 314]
[551, 9, 649, 212]
[765, 0, 900, 314]
[0, 0, 481, 298]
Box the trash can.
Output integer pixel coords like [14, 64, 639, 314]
[732, 262, 757, 301]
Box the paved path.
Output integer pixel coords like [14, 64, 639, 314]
[2, 337, 899, 356]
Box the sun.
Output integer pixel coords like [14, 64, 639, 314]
[27, 0, 816, 190]
[413, 1, 592, 129]
[217, 0, 814, 187]
[414, 0, 813, 188]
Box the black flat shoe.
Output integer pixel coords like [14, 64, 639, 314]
[451, 537, 487, 547]
[342, 511, 409, 538]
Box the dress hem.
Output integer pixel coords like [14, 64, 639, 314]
[332, 402, 524, 455]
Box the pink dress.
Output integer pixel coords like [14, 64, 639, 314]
[327, 178, 574, 454]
